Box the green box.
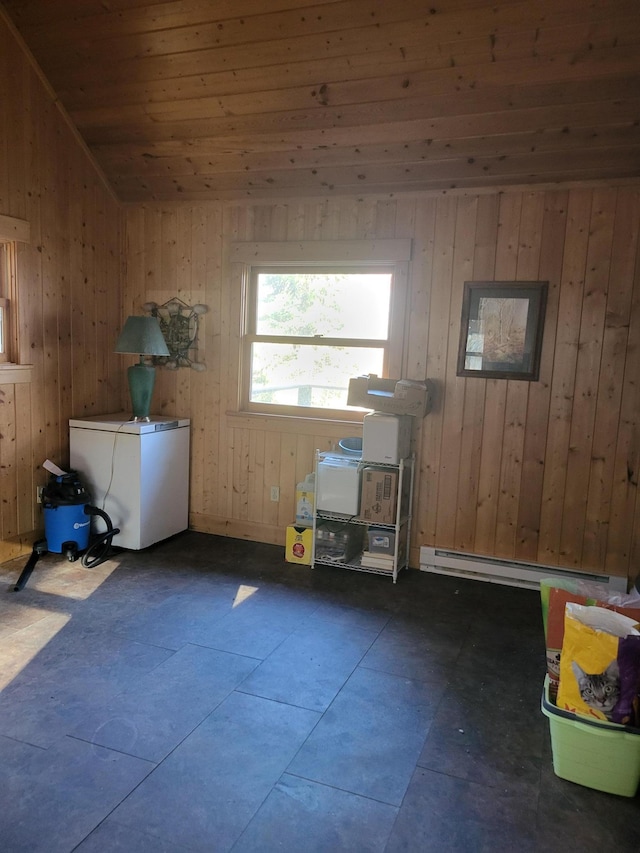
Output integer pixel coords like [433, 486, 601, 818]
[541, 677, 640, 797]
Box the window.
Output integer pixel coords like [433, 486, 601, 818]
[234, 239, 411, 418]
[0, 241, 16, 364]
[246, 264, 396, 412]
[0, 215, 30, 382]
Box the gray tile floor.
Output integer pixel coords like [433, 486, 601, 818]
[0, 532, 638, 852]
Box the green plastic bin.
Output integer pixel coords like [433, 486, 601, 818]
[541, 677, 640, 797]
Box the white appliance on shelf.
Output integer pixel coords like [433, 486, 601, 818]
[362, 412, 412, 464]
[69, 413, 190, 550]
[316, 453, 361, 516]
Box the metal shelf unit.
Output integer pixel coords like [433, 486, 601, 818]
[311, 452, 415, 583]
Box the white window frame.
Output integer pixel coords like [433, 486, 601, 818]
[0, 214, 31, 383]
[0, 241, 17, 365]
[231, 240, 411, 420]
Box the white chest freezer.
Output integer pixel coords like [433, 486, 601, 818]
[69, 413, 190, 550]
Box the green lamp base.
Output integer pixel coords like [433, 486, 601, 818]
[127, 360, 157, 421]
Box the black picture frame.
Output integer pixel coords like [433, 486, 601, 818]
[456, 281, 548, 380]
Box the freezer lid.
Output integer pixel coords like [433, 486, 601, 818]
[69, 413, 190, 433]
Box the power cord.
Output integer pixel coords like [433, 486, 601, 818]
[81, 505, 120, 568]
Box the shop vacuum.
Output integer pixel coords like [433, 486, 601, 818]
[14, 471, 120, 592]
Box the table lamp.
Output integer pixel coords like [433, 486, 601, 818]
[114, 316, 170, 421]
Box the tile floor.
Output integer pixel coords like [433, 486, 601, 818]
[0, 531, 638, 852]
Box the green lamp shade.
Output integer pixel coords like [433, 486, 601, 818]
[115, 316, 170, 420]
[114, 316, 170, 357]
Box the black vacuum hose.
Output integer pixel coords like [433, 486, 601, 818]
[81, 505, 120, 569]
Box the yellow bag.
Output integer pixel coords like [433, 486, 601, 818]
[557, 603, 640, 725]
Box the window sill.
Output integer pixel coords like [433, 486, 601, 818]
[226, 410, 363, 435]
[0, 364, 33, 384]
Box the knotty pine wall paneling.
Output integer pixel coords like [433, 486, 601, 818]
[604, 195, 640, 576]
[515, 192, 566, 563]
[124, 187, 640, 583]
[0, 16, 123, 561]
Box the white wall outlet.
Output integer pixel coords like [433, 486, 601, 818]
[36, 485, 44, 503]
[270, 486, 280, 502]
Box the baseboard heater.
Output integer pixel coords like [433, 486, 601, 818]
[419, 546, 628, 593]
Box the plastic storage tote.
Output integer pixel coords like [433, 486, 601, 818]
[541, 677, 640, 797]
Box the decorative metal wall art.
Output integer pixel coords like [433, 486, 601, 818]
[143, 298, 208, 370]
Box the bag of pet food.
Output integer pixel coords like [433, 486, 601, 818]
[557, 603, 640, 726]
[540, 578, 640, 695]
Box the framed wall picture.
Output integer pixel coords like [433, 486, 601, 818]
[456, 281, 548, 380]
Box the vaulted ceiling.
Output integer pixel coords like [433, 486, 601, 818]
[2, 0, 640, 202]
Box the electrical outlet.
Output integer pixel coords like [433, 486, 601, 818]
[270, 486, 280, 502]
[36, 485, 44, 503]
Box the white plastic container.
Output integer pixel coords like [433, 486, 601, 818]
[295, 473, 315, 526]
[362, 412, 412, 464]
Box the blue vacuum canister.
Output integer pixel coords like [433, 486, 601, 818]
[42, 472, 92, 555]
[44, 503, 91, 553]
[14, 470, 120, 592]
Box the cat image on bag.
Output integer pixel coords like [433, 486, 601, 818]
[571, 659, 620, 720]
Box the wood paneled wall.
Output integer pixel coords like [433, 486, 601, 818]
[0, 16, 123, 560]
[3, 5, 637, 582]
[124, 187, 640, 582]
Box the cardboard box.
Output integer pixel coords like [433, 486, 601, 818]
[285, 525, 313, 565]
[347, 375, 432, 417]
[359, 468, 398, 523]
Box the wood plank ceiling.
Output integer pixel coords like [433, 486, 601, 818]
[2, 0, 640, 202]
